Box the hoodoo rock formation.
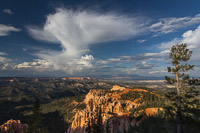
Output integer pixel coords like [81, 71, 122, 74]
[68, 86, 163, 133]
[0, 119, 28, 133]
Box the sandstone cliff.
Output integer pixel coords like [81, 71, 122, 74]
[0, 119, 28, 133]
[68, 86, 163, 133]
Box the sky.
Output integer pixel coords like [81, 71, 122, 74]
[0, 0, 200, 77]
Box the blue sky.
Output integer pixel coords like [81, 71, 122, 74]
[0, 0, 200, 77]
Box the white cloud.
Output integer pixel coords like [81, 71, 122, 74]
[15, 59, 53, 71]
[24, 9, 200, 76]
[149, 70, 167, 74]
[137, 39, 146, 43]
[181, 26, 200, 62]
[0, 52, 8, 56]
[182, 26, 200, 49]
[27, 8, 145, 73]
[110, 25, 200, 76]
[154, 25, 200, 76]
[0, 24, 21, 36]
[159, 25, 200, 59]
[80, 54, 94, 60]
[159, 38, 180, 50]
[0, 52, 13, 70]
[150, 14, 200, 34]
[3, 9, 13, 15]
[136, 61, 155, 69]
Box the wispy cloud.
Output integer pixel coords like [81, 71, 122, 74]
[149, 70, 167, 74]
[0, 24, 21, 36]
[150, 14, 200, 34]
[3, 9, 14, 15]
[137, 39, 146, 43]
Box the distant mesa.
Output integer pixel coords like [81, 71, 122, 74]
[64, 77, 92, 80]
[0, 119, 28, 133]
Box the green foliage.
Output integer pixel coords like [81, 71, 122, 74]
[165, 43, 194, 133]
[28, 100, 44, 133]
[128, 116, 170, 133]
[121, 91, 141, 101]
[165, 43, 194, 85]
[39, 95, 86, 122]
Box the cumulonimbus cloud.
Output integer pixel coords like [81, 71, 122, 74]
[27, 8, 145, 73]
[26, 8, 200, 75]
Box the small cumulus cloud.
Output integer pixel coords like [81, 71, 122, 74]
[0, 52, 13, 70]
[136, 61, 155, 69]
[3, 9, 14, 15]
[137, 39, 146, 43]
[159, 25, 200, 62]
[15, 59, 53, 71]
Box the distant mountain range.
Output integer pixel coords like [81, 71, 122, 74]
[94, 74, 165, 80]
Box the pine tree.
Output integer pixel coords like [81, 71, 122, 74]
[28, 100, 43, 133]
[105, 119, 110, 133]
[165, 43, 194, 133]
[86, 118, 91, 133]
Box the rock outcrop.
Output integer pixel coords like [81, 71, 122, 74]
[0, 119, 28, 133]
[111, 85, 125, 91]
[68, 86, 163, 133]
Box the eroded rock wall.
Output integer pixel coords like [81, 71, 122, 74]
[0, 119, 28, 133]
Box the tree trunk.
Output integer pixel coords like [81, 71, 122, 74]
[176, 65, 182, 133]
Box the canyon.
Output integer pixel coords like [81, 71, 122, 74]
[68, 86, 163, 133]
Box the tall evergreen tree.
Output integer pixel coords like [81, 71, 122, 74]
[53, 113, 58, 133]
[105, 119, 110, 133]
[28, 100, 43, 133]
[86, 118, 91, 133]
[165, 43, 194, 133]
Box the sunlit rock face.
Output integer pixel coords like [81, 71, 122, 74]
[68, 86, 162, 133]
[111, 85, 126, 91]
[0, 119, 28, 133]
